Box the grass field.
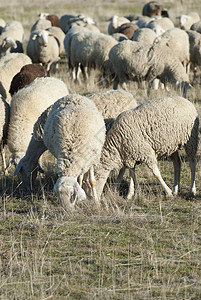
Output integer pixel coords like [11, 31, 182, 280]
[0, 0, 201, 299]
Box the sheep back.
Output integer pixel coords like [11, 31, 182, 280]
[7, 77, 69, 159]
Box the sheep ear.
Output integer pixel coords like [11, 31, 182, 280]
[32, 34, 38, 40]
[73, 181, 86, 200]
[14, 160, 23, 176]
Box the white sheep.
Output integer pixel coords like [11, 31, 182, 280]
[26, 29, 60, 73]
[177, 12, 200, 30]
[132, 27, 157, 44]
[13, 89, 137, 198]
[185, 30, 201, 71]
[15, 94, 106, 210]
[0, 52, 32, 102]
[0, 21, 24, 55]
[93, 96, 199, 200]
[146, 17, 174, 33]
[31, 19, 52, 32]
[107, 15, 130, 35]
[68, 28, 118, 82]
[6, 77, 69, 169]
[153, 28, 190, 70]
[46, 26, 65, 54]
[0, 95, 10, 173]
[109, 40, 190, 96]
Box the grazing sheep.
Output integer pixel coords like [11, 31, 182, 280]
[153, 28, 190, 70]
[107, 15, 130, 35]
[0, 52, 32, 102]
[177, 12, 200, 30]
[14, 94, 106, 210]
[46, 26, 65, 54]
[6, 77, 69, 169]
[0, 95, 10, 173]
[109, 40, 190, 96]
[68, 27, 118, 82]
[142, 1, 161, 17]
[13, 89, 137, 198]
[132, 27, 157, 44]
[185, 30, 201, 69]
[9, 63, 46, 96]
[116, 22, 139, 40]
[26, 29, 60, 73]
[94, 96, 199, 200]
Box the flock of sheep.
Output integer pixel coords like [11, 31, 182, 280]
[0, 1, 201, 210]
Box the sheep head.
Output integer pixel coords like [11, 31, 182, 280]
[53, 176, 86, 211]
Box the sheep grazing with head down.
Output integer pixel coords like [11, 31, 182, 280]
[93, 96, 199, 200]
[13, 89, 137, 200]
[14, 94, 106, 210]
[109, 40, 190, 96]
[9, 63, 46, 96]
[6, 77, 69, 169]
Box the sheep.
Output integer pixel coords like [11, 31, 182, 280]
[190, 20, 201, 33]
[14, 94, 106, 210]
[46, 26, 65, 55]
[185, 30, 201, 68]
[67, 28, 118, 82]
[146, 17, 174, 33]
[13, 89, 137, 198]
[115, 22, 139, 39]
[132, 27, 157, 44]
[6, 77, 69, 169]
[93, 96, 199, 200]
[109, 40, 190, 96]
[0, 37, 18, 58]
[153, 28, 190, 70]
[112, 33, 128, 42]
[31, 19, 52, 32]
[107, 15, 130, 35]
[142, 1, 161, 17]
[0, 52, 32, 103]
[26, 29, 60, 73]
[59, 14, 96, 34]
[0, 21, 24, 56]
[0, 95, 10, 173]
[9, 63, 46, 96]
[38, 13, 60, 28]
[177, 12, 200, 30]
[185, 30, 201, 80]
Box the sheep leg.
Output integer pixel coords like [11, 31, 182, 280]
[189, 157, 196, 196]
[113, 76, 119, 89]
[127, 167, 137, 200]
[149, 163, 173, 197]
[170, 151, 181, 196]
[89, 166, 99, 204]
[1, 145, 7, 175]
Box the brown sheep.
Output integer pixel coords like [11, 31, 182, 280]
[116, 23, 139, 39]
[9, 63, 46, 96]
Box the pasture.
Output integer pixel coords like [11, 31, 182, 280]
[0, 0, 201, 299]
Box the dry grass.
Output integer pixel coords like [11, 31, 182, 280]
[0, 0, 201, 299]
